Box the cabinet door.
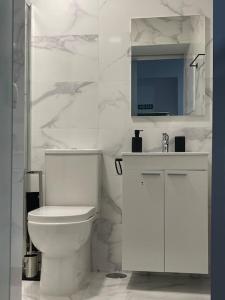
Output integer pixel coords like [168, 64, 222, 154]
[123, 170, 164, 272]
[165, 171, 208, 274]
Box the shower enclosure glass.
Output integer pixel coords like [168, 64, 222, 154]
[0, 0, 14, 299]
[0, 0, 26, 299]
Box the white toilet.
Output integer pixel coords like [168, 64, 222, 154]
[28, 149, 101, 296]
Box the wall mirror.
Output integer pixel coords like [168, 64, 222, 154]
[131, 16, 206, 117]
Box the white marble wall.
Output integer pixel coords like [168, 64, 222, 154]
[30, 0, 99, 176]
[30, 0, 213, 272]
[184, 16, 206, 115]
[131, 16, 203, 47]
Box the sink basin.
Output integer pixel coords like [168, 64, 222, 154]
[122, 152, 209, 156]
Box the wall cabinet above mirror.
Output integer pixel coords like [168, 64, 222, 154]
[131, 16, 206, 117]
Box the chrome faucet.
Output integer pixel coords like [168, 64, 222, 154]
[162, 133, 169, 152]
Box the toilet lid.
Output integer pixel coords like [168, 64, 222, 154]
[28, 206, 96, 223]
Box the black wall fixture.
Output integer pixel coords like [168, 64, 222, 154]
[189, 54, 206, 68]
[115, 158, 123, 175]
[212, 0, 225, 299]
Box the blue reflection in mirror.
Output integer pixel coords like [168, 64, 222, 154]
[132, 58, 184, 116]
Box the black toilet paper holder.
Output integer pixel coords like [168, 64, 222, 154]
[115, 158, 123, 175]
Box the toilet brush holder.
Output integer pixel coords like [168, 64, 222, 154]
[24, 254, 38, 279]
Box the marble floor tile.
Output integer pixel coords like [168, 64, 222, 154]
[22, 272, 210, 300]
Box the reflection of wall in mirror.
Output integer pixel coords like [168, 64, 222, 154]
[183, 16, 206, 115]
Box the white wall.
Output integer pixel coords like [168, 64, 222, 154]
[30, 0, 213, 271]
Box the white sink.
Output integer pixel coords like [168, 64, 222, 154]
[122, 152, 209, 156]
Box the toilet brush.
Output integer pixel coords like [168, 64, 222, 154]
[24, 236, 38, 279]
[28, 238, 33, 255]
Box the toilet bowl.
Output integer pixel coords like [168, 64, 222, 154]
[28, 206, 96, 296]
[27, 149, 101, 296]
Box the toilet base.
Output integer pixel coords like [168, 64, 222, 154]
[40, 253, 79, 296]
[40, 240, 90, 297]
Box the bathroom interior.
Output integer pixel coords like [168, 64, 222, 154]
[6, 0, 214, 299]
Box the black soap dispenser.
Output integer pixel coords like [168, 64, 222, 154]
[132, 130, 143, 152]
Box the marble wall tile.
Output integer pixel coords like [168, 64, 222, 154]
[32, 0, 98, 36]
[92, 220, 122, 271]
[98, 81, 130, 130]
[99, 0, 211, 35]
[31, 128, 98, 168]
[99, 33, 130, 83]
[99, 0, 171, 35]
[31, 81, 98, 130]
[131, 16, 195, 46]
[31, 35, 98, 82]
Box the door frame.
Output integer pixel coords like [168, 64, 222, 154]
[211, 0, 225, 299]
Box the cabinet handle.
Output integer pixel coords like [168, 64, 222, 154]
[167, 172, 188, 176]
[142, 171, 162, 176]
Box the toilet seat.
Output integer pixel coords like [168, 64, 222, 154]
[28, 206, 96, 223]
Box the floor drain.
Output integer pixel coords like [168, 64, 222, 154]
[106, 273, 127, 279]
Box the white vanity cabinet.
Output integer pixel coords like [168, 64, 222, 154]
[122, 153, 209, 274]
